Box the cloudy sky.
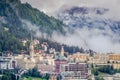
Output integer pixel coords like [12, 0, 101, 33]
[21, 0, 120, 19]
[21, 0, 120, 53]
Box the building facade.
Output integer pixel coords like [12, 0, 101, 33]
[60, 63, 91, 80]
[55, 59, 68, 74]
[68, 53, 89, 63]
[108, 54, 120, 63]
[93, 54, 108, 64]
[0, 57, 16, 69]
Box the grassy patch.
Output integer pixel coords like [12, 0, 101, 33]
[23, 76, 46, 80]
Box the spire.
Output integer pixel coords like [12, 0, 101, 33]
[61, 46, 64, 56]
[29, 31, 34, 59]
[30, 42, 34, 58]
[30, 30, 33, 42]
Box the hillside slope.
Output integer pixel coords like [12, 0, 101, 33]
[0, 0, 65, 52]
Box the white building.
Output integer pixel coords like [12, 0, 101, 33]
[0, 57, 16, 69]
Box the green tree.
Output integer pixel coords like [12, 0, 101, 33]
[1, 75, 9, 80]
[98, 65, 116, 75]
[45, 73, 50, 80]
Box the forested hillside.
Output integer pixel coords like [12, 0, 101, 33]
[0, 0, 65, 52]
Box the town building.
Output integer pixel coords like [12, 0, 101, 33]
[88, 53, 108, 64]
[55, 57, 67, 74]
[22, 39, 28, 46]
[49, 74, 57, 80]
[15, 55, 36, 69]
[55, 46, 68, 74]
[60, 62, 91, 80]
[37, 64, 54, 74]
[0, 57, 16, 69]
[68, 52, 89, 63]
[108, 54, 120, 69]
[108, 54, 120, 63]
[15, 39, 56, 71]
[113, 64, 120, 69]
[49, 48, 56, 54]
[15, 40, 37, 69]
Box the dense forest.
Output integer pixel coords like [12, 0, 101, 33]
[0, 0, 65, 37]
[0, 0, 65, 53]
[0, 0, 92, 54]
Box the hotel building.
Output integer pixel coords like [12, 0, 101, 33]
[60, 62, 91, 80]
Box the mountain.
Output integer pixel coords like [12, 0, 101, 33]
[58, 6, 120, 36]
[0, 0, 65, 52]
[59, 7, 119, 30]
[0, 0, 65, 36]
[57, 6, 120, 53]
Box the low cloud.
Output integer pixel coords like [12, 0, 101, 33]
[21, 19, 52, 39]
[20, 0, 120, 53]
[21, 0, 120, 20]
[21, 19, 120, 53]
[52, 27, 120, 53]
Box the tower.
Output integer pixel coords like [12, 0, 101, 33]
[29, 41, 34, 59]
[61, 46, 64, 56]
[29, 31, 35, 62]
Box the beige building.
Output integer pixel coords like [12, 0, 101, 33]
[22, 59, 36, 69]
[112, 64, 120, 69]
[68, 52, 89, 62]
[108, 54, 120, 63]
[89, 53, 108, 64]
[15, 55, 36, 69]
[37, 64, 54, 74]
[108, 54, 120, 69]
[15, 40, 37, 69]
[15, 54, 55, 70]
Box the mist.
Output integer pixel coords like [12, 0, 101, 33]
[51, 26, 120, 53]
[21, 19, 50, 39]
[20, 0, 120, 53]
[21, 0, 120, 20]
[21, 18, 120, 53]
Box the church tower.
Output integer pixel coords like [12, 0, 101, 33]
[61, 46, 64, 56]
[29, 41, 34, 59]
[29, 31, 35, 62]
